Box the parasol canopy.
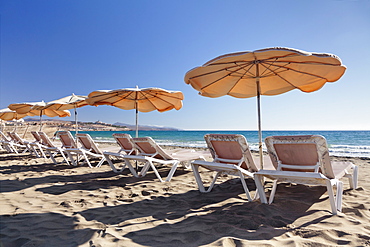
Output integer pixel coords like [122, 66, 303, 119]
[0, 108, 27, 121]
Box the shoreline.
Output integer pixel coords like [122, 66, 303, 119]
[2, 124, 370, 159]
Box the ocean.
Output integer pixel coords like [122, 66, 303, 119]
[71, 130, 370, 158]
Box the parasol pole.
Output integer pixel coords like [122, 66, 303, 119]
[135, 86, 139, 138]
[13, 121, 18, 132]
[74, 105, 78, 135]
[134, 87, 139, 170]
[135, 105, 138, 138]
[256, 62, 264, 169]
[23, 122, 30, 139]
[39, 110, 43, 131]
[52, 123, 61, 141]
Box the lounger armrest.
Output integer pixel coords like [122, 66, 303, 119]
[254, 170, 330, 185]
[103, 151, 125, 157]
[64, 148, 81, 152]
[192, 160, 253, 176]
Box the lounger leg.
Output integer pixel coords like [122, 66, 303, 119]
[353, 165, 358, 189]
[96, 157, 107, 168]
[347, 165, 358, 189]
[10, 144, 19, 154]
[269, 180, 279, 204]
[326, 180, 338, 215]
[148, 161, 165, 182]
[29, 145, 40, 157]
[38, 146, 47, 159]
[59, 151, 70, 165]
[191, 163, 206, 192]
[9, 145, 16, 153]
[165, 161, 180, 182]
[82, 152, 93, 168]
[124, 159, 139, 177]
[238, 170, 252, 201]
[139, 161, 151, 177]
[336, 181, 343, 212]
[46, 149, 58, 164]
[25, 144, 34, 155]
[137, 160, 165, 182]
[191, 163, 220, 193]
[2, 144, 13, 153]
[66, 151, 78, 166]
[105, 154, 119, 172]
[50, 149, 70, 165]
[83, 154, 94, 168]
[254, 174, 268, 204]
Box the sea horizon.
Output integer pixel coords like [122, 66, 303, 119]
[70, 130, 370, 158]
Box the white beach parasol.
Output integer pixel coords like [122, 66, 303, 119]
[185, 47, 346, 168]
[8, 101, 71, 131]
[43, 94, 89, 134]
[86, 86, 184, 137]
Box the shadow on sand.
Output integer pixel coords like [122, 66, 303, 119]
[78, 179, 329, 246]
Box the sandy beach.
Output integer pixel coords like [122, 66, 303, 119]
[1, 130, 370, 246]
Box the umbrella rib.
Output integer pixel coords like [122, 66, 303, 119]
[259, 63, 321, 90]
[262, 61, 331, 80]
[226, 63, 256, 93]
[188, 61, 255, 80]
[89, 91, 134, 106]
[89, 89, 183, 111]
[136, 91, 182, 112]
[200, 62, 255, 90]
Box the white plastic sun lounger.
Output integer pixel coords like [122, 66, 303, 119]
[103, 133, 138, 174]
[191, 134, 273, 201]
[64, 133, 112, 168]
[254, 135, 358, 215]
[7, 132, 34, 155]
[38, 131, 70, 165]
[117, 137, 206, 182]
[27, 131, 49, 158]
[0, 131, 18, 153]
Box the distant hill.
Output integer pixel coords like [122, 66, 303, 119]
[113, 122, 181, 131]
[22, 118, 181, 131]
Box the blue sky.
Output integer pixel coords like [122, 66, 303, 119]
[1, 0, 369, 130]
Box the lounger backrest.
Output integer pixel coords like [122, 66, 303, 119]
[38, 132, 54, 147]
[8, 132, 23, 144]
[265, 135, 334, 179]
[205, 134, 258, 172]
[76, 133, 102, 154]
[31, 131, 42, 142]
[113, 133, 135, 154]
[57, 131, 77, 148]
[133, 137, 173, 160]
[0, 131, 11, 142]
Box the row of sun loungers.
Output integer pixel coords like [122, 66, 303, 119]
[0, 130, 358, 215]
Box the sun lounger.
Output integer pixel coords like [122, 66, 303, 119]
[7, 132, 34, 155]
[113, 133, 136, 155]
[64, 133, 111, 168]
[0, 131, 17, 153]
[254, 135, 358, 215]
[103, 133, 139, 174]
[26, 131, 49, 158]
[57, 131, 78, 149]
[191, 134, 272, 201]
[113, 137, 206, 182]
[38, 131, 70, 165]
